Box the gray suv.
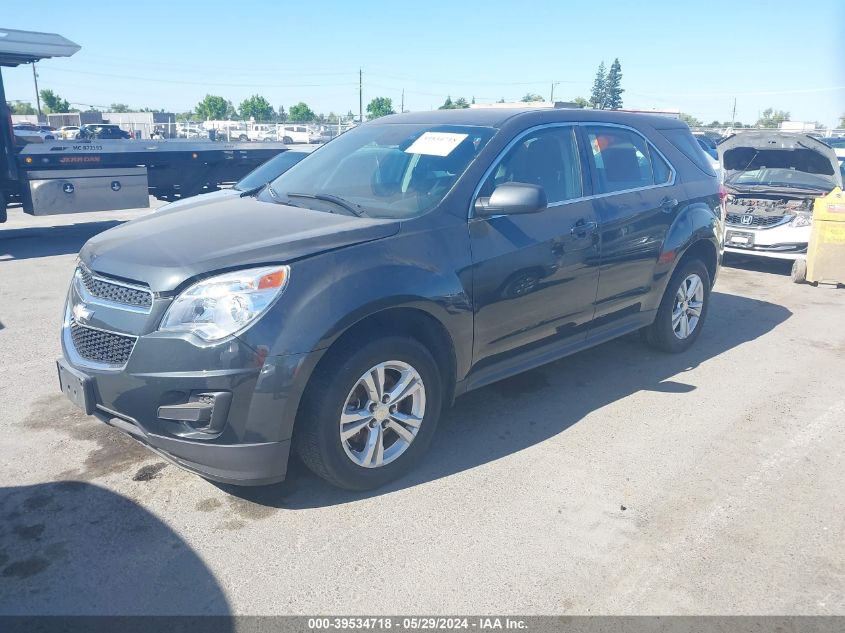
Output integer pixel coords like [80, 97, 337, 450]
[58, 108, 722, 490]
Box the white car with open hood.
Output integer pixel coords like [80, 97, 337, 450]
[718, 132, 843, 261]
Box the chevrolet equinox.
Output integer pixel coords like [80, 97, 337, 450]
[58, 108, 723, 490]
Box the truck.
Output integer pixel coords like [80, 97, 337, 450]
[0, 28, 289, 223]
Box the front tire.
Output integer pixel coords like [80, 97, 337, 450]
[644, 259, 711, 353]
[791, 259, 807, 284]
[294, 336, 442, 490]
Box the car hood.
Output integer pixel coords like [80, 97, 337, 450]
[80, 196, 400, 293]
[718, 132, 842, 187]
[154, 188, 238, 212]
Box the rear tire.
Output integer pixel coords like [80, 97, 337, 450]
[294, 336, 442, 490]
[0, 191, 7, 223]
[790, 259, 807, 284]
[283, 136, 293, 144]
[644, 258, 711, 353]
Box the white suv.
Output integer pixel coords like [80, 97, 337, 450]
[278, 125, 311, 144]
[719, 132, 842, 261]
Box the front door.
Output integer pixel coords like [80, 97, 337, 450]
[469, 124, 601, 376]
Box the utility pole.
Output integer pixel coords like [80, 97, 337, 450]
[731, 97, 737, 129]
[550, 81, 560, 103]
[401, 89, 404, 114]
[32, 62, 42, 117]
[359, 68, 363, 123]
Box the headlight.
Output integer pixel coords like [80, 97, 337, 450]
[159, 266, 289, 341]
[791, 212, 813, 228]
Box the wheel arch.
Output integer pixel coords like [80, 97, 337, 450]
[309, 304, 459, 409]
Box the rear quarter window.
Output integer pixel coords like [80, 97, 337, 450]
[662, 128, 716, 177]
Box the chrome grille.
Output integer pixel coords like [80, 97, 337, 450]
[725, 213, 790, 228]
[78, 266, 153, 309]
[70, 322, 136, 365]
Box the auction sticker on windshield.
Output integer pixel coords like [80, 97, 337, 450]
[405, 132, 468, 156]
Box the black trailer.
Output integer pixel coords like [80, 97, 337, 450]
[1, 28, 289, 222]
[16, 139, 289, 216]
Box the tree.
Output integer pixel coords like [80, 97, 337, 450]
[679, 113, 703, 127]
[707, 120, 722, 127]
[195, 94, 229, 120]
[8, 101, 36, 115]
[439, 96, 470, 110]
[756, 108, 790, 128]
[605, 58, 624, 110]
[110, 103, 131, 113]
[288, 102, 316, 122]
[521, 93, 545, 102]
[366, 97, 395, 120]
[496, 97, 506, 103]
[840, 112, 845, 128]
[39, 89, 70, 113]
[589, 61, 607, 109]
[572, 96, 588, 109]
[238, 94, 275, 121]
[277, 105, 287, 122]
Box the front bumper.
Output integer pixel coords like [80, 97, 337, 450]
[724, 222, 809, 260]
[94, 402, 292, 485]
[59, 281, 322, 485]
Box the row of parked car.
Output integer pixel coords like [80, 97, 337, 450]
[13, 121, 130, 141]
[179, 123, 342, 144]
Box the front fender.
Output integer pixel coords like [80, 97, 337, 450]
[238, 224, 474, 377]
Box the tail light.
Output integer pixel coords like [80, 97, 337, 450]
[718, 184, 728, 220]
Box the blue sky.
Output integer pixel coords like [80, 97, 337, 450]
[4, 0, 844, 125]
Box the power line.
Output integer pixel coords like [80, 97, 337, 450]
[36, 66, 358, 89]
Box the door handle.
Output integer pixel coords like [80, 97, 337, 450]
[660, 197, 679, 212]
[570, 219, 598, 238]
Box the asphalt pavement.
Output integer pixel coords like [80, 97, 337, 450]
[0, 203, 843, 615]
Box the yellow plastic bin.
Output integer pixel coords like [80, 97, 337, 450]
[792, 187, 845, 286]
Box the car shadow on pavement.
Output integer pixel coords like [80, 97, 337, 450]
[0, 221, 125, 261]
[222, 290, 792, 510]
[722, 253, 794, 276]
[0, 481, 232, 620]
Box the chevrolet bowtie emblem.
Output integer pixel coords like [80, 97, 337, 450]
[72, 303, 93, 325]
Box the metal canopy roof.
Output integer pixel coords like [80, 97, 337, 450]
[0, 27, 80, 67]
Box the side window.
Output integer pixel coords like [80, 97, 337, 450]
[662, 128, 716, 177]
[479, 126, 582, 204]
[585, 126, 655, 194]
[651, 148, 672, 184]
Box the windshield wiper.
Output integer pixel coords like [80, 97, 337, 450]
[285, 192, 365, 217]
[238, 181, 270, 197]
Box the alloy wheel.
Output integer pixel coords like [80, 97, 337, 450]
[339, 361, 426, 468]
[672, 273, 705, 340]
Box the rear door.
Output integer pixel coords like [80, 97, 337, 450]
[469, 124, 601, 372]
[580, 124, 678, 333]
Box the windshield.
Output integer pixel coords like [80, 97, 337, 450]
[234, 152, 308, 191]
[725, 167, 836, 191]
[267, 123, 497, 218]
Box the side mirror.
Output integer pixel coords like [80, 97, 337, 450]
[475, 183, 547, 216]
